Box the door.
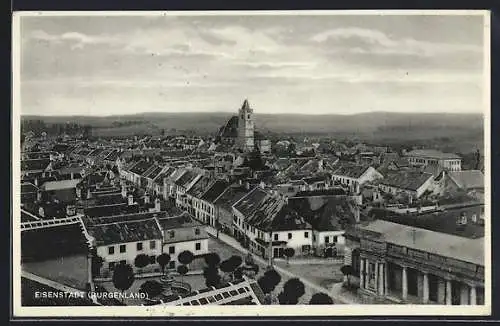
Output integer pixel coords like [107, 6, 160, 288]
[428, 274, 438, 303]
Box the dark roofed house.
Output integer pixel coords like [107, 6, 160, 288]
[214, 185, 251, 234]
[193, 179, 229, 226]
[379, 171, 435, 199]
[87, 217, 163, 277]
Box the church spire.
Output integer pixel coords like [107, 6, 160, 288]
[242, 99, 250, 110]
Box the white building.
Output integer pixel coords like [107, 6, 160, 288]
[406, 149, 462, 172]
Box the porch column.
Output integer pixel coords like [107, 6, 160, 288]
[378, 263, 385, 295]
[402, 266, 408, 300]
[446, 279, 452, 305]
[384, 262, 389, 294]
[360, 258, 365, 289]
[470, 285, 477, 305]
[374, 262, 379, 294]
[422, 273, 429, 304]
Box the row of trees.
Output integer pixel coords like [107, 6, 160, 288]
[22, 119, 92, 138]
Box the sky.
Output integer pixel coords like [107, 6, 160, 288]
[18, 12, 487, 116]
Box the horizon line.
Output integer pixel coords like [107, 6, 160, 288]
[20, 110, 484, 118]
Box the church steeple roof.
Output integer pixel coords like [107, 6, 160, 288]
[241, 99, 250, 110]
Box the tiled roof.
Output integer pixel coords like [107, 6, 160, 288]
[41, 179, 81, 191]
[246, 195, 311, 232]
[143, 165, 164, 179]
[157, 212, 204, 230]
[21, 159, 50, 171]
[380, 171, 434, 191]
[406, 149, 461, 160]
[84, 203, 140, 218]
[217, 116, 239, 139]
[233, 187, 269, 218]
[187, 176, 213, 198]
[448, 170, 484, 190]
[359, 219, 483, 266]
[292, 188, 346, 197]
[288, 196, 356, 231]
[214, 186, 250, 212]
[130, 160, 155, 175]
[21, 182, 38, 193]
[174, 171, 198, 187]
[371, 205, 485, 239]
[83, 211, 167, 227]
[200, 180, 229, 203]
[87, 218, 162, 246]
[332, 164, 370, 179]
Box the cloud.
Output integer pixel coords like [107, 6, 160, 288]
[311, 27, 482, 57]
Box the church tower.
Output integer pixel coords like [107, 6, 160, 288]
[238, 99, 255, 152]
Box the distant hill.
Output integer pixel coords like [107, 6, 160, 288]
[22, 111, 484, 152]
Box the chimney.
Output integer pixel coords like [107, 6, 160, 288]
[87, 188, 92, 199]
[76, 187, 82, 199]
[37, 190, 42, 202]
[70, 172, 74, 179]
[144, 193, 150, 204]
[128, 194, 134, 206]
[245, 182, 250, 190]
[121, 184, 127, 198]
[34, 178, 38, 186]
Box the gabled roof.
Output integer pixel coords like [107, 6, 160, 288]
[380, 171, 434, 192]
[406, 149, 461, 160]
[21, 159, 50, 171]
[233, 187, 268, 218]
[217, 116, 239, 139]
[83, 211, 167, 227]
[41, 179, 81, 191]
[187, 176, 213, 198]
[83, 203, 140, 218]
[246, 195, 311, 232]
[157, 212, 205, 230]
[288, 196, 356, 231]
[200, 180, 230, 203]
[214, 185, 250, 212]
[292, 188, 346, 197]
[87, 218, 162, 246]
[21, 182, 39, 193]
[130, 160, 155, 175]
[448, 170, 484, 190]
[332, 164, 371, 179]
[174, 170, 198, 188]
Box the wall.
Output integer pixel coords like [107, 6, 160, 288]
[98, 239, 163, 272]
[162, 238, 209, 269]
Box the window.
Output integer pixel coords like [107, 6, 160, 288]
[150, 241, 156, 250]
[313, 234, 316, 241]
[304, 232, 309, 238]
[109, 262, 116, 270]
[333, 236, 338, 243]
[325, 236, 330, 243]
[195, 242, 201, 251]
[195, 228, 200, 235]
[169, 246, 175, 254]
[137, 242, 143, 251]
[274, 234, 278, 241]
[367, 262, 376, 290]
[169, 231, 175, 238]
[168, 261, 176, 269]
[118, 245, 126, 253]
[471, 214, 478, 223]
[108, 246, 115, 255]
[288, 233, 292, 240]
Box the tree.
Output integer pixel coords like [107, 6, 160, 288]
[156, 253, 171, 276]
[309, 293, 334, 305]
[264, 269, 282, 289]
[283, 248, 295, 266]
[340, 265, 354, 286]
[178, 250, 195, 266]
[278, 278, 305, 305]
[112, 263, 135, 303]
[177, 265, 189, 283]
[139, 280, 164, 299]
[134, 254, 150, 274]
[233, 267, 243, 280]
[204, 266, 221, 287]
[90, 253, 104, 278]
[258, 269, 282, 295]
[204, 253, 221, 268]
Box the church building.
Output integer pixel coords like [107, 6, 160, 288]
[216, 99, 270, 154]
